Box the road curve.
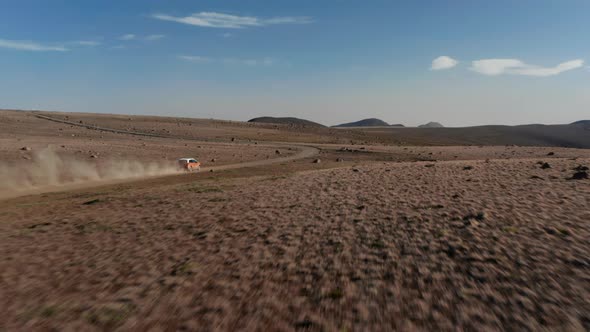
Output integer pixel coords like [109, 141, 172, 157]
[1, 115, 319, 200]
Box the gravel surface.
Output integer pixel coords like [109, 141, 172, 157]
[1, 157, 589, 331]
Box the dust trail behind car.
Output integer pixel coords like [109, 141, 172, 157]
[0, 146, 182, 198]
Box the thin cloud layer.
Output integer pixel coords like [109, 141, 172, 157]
[118, 34, 164, 42]
[471, 59, 584, 77]
[178, 55, 211, 63]
[0, 38, 67, 51]
[74, 41, 101, 46]
[431, 56, 458, 70]
[119, 34, 136, 40]
[179, 55, 274, 66]
[153, 12, 312, 29]
[145, 34, 165, 41]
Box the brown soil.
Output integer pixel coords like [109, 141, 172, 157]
[1, 110, 590, 331]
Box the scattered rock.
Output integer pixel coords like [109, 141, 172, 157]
[211, 158, 216, 162]
[464, 212, 486, 221]
[463, 166, 474, 170]
[275, 150, 281, 155]
[541, 162, 551, 169]
[530, 175, 544, 180]
[20, 146, 31, 151]
[352, 168, 360, 172]
[547, 152, 555, 156]
[294, 318, 316, 330]
[569, 171, 588, 180]
[336, 158, 344, 162]
[231, 137, 235, 142]
[82, 199, 101, 205]
[90, 155, 98, 159]
[313, 159, 321, 164]
[573, 165, 589, 171]
[424, 164, 435, 168]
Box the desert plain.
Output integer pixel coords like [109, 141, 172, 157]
[1, 110, 589, 331]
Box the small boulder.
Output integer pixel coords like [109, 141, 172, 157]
[547, 152, 555, 156]
[336, 158, 344, 162]
[20, 146, 31, 151]
[275, 150, 281, 155]
[573, 165, 589, 172]
[313, 159, 321, 164]
[463, 166, 474, 170]
[541, 162, 551, 169]
[569, 171, 588, 180]
[211, 158, 216, 162]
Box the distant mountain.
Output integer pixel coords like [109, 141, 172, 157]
[571, 120, 590, 127]
[334, 118, 390, 128]
[418, 122, 444, 128]
[363, 123, 590, 148]
[247, 117, 325, 128]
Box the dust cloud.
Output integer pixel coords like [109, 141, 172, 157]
[0, 147, 181, 195]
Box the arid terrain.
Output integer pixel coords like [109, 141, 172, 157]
[1, 109, 589, 331]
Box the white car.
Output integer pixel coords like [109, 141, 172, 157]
[177, 158, 201, 172]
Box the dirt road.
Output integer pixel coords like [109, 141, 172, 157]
[0, 114, 319, 200]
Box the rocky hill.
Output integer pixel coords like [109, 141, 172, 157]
[418, 122, 444, 128]
[248, 117, 325, 128]
[334, 118, 405, 128]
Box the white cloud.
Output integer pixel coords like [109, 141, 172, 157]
[145, 34, 165, 41]
[178, 55, 211, 63]
[431, 56, 458, 70]
[223, 57, 274, 66]
[75, 41, 101, 46]
[0, 38, 68, 51]
[471, 58, 584, 77]
[179, 55, 274, 66]
[152, 12, 312, 29]
[119, 34, 136, 40]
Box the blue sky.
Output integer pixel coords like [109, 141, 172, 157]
[1, 0, 589, 126]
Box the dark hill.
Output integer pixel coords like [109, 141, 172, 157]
[334, 118, 392, 128]
[418, 122, 444, 128]
[247, 117, 325, 128]
[571, 120, 590, 127]
[357, 123, 590, 148]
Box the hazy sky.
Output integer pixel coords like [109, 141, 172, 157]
[1, 0, 589, 127]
